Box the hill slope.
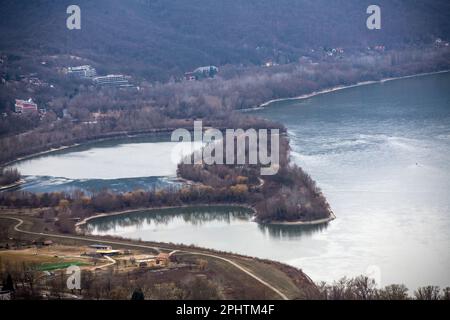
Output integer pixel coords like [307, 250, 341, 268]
[1, 0, 449, 80]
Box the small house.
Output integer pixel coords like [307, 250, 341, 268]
[0, 291, 12, 301]
[96, 249, 121, 256]
[33, 239, 53, 246]
[156, 253, 170, 266]
[184, 72, 196, 81]
[15, 99, 38, 113]
[89, 244, 112, 250]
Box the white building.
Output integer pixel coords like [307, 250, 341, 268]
[67, 65, 97, 79]
[93, 74, 131, 87]
[194, 66, 219, 75]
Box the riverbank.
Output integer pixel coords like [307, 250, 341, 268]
[3, 69, 448, 169]
[76, 202, 336, 233]
[240, 69, 450, 112]
[8, 69, 446, 225]
[1, 129, 175, 168]
[0, 179, 25, 191]
[75, 203, 256, 230]
[264, 210, 336, 226]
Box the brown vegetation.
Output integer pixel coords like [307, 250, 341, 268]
[1, 47, 449, 164]
[315, 276, 450, 300]
[178, 135, 332, 222]
[0, 167, 20, 186]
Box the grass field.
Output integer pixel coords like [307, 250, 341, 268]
[0, 248, 92, 271]
[35, 261, 89, 271]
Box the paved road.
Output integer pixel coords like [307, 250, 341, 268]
[1, 216, 289, 300]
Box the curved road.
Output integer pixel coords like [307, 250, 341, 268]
[1, 216, 289, 300]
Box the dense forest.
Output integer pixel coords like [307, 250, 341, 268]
[178, 134, 332, 222]
[1, 0, 450, 80]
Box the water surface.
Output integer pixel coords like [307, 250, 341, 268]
[253, 72, 450, 288]
[15, 73, 450, 289]
[10, 134, 198, 193]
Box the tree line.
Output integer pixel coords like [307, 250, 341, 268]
[2, 261, 449, 300]
[1, 47, 449, 164]
[0, 258, 222, 300]
[0, 167, 20, 186]
[0, 131, 332, 224]
[315, 275, 450, 300]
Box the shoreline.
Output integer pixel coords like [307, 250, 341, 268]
[75, 203, 335, 231]
[7, 68, 443, 226]
[4, 69, 448, 169]
[263, 210, 336, 226]
[1, 129, 175, 168]
[75, 204, 257, 230]
[0, 179, 26, 191]
[240, 69, 450, 112]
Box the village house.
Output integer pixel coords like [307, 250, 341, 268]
[184, 72, 196, 81]
[435, 38, 450, 48]
[135, 252, 171, 268]
[156, 252, 171, 266]
[137, 258, 158, 268]
[0, 290, 12, 301]
[194, 65, 219, 75]
[15, 98, 38, 113]
[32, 239, 53, 246]
[88, 244, 121, 256]
[184, 65, 219, 81]
[96, 249, 121, 256]
[89, 244, 112, 250]
[373, 45, 386, 52]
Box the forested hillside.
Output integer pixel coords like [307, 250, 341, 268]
[1, 0, 449, 80]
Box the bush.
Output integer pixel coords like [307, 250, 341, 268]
[0, 168, 20, 186]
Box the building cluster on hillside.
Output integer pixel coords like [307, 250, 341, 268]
[86, 244, 171, 268]
[435, 38, 449, 48]
[13, 73, 52, 88]
[184, 65, 219, 81]
[66, 65, 133, 87]
[136, 253, 171, 268]
[263, 60, 279, 68]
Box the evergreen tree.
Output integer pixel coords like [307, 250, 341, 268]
[3, 273, 14, 292]
[131, 288, 144, 300]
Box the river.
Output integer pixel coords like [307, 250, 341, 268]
[11, 72, 450, 289]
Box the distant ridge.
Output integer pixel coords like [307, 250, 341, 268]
[1, 0, 449, 80]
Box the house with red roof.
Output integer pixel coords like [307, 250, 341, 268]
[15, 98, 38, 114]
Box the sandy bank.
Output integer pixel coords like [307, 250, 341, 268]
[240, 69, 450, 112]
